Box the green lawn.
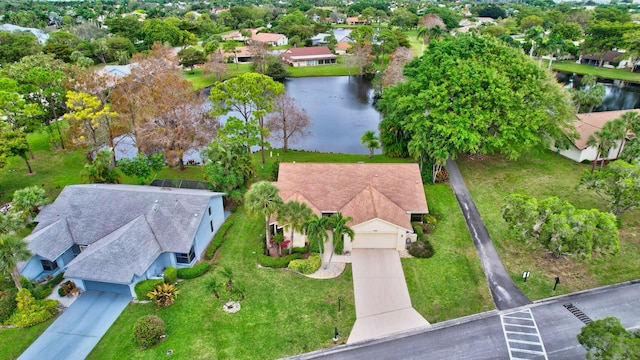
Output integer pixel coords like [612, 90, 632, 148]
[404, 184, 494, 323]
[457, 150, 640, 300]
[88, 208, 357, 359]
[551, 61, 640, 83]
[0, 317, 57, 360]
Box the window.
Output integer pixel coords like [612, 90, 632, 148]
[410, 213, 425, 223]
[321, 212, 335, 218]
[176, 246, 196, 264]
[72, 244, 82, 257]
[41, 259, 59, 271]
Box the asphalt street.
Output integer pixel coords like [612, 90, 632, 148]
[291, 281, 640, 360]
[445, 158, 531, 310]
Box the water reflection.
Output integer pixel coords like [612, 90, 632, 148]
[557, 72, 640, 112]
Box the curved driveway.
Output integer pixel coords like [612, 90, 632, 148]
[446, 158, 531, 310]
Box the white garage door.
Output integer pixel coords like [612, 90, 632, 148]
[352, 233, 397, 249]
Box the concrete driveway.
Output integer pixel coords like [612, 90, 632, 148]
[347, 249, 430, 344]
[19, 291, 131, 360]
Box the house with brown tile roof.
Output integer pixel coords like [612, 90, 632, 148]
[346, 16, 367, 25]
[335, 41, 352, 55]
[273, 163, 429, 251]
[250, 32, 288, 46]
[281, 46, 337, 67]
[555, 109, 639, 163]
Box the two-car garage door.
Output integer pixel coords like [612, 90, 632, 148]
[84, 280, 131, 295]
[351, 233, 397, 249]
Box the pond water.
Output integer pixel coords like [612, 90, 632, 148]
[557, 72, 640, 112]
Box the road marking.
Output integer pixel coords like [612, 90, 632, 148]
[501, 309, 548, 360]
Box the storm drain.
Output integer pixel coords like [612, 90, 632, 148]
[563, 303, 592, 324]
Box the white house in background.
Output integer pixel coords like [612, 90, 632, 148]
[281, 46, 337, 67]
[272, 163, 429, 252]
[19, 185, 225, 297]
[555, 109, 639, 163]
[251, 32, 288, 46]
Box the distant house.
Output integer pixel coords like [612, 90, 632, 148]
[282, 46, 337, 67]
[101, 64, 132, 77]
[251, 32, 288, 46]
[346, 16, 367, 25]
[273, 163, 429, 252]
[0, 24, 49, 44]
[311, 33, 353, 46]
[335, 42, 352, 55]
[19, 185, 225, 297]
[555, 109, 639, 163]
[579, 51, 630, 69]
[223, 46, 254, 63]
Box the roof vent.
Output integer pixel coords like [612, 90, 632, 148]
[154, 200, 158, 203]
[194, 214, 198, 217]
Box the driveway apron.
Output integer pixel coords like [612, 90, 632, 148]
[19, 291, 131, 360]
[347, 249, 429, 344]
[446, 158, 531, 310]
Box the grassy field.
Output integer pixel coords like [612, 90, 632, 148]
[457, 150, 640, 300]
[0, 317, 57, 360]
[551, 61, 640, 83]
[404, 184, 493, 322]
[88, 208, 357, 360]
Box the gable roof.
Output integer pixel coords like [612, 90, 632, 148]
[275, 163, 428, 230]
[64, 216, 163, 284]
[573, 109, 639, 149]
[25, 219, 74, 260]
[282, 46, 337, 61]
[251, 32, 285, 43]
[582, 51, 626, 62]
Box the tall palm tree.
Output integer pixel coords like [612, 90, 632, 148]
[0, 234, 32, 290]
[360, 130, 380, 159]
[587, 120, 624, 172]
[525, 26, 544, 59]
[278, 200, 313, 255]
[303, 215, 329, 268]
[616, 111, 640, 158]
[244, 181, 283, 253]
[417, 14, 445, 53]
[325, 212, 354, 269]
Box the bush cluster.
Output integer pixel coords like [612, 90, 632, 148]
[258, 253, 302, 268]
[133, 315, 166, 348]
[177, 262, 211, 279]
[0, 290, 17, 324]
[205, 218, 234, 260]
[163, 267, 177, 284]
[8, 289, 58, 327]
[18, 276, 59, 300]
[407, 240, 435, 258]
[134, 279, 163, 300]
[291, 246, 309, 254]
[435, 170, 450, 183]
[288, 254, 321, 274]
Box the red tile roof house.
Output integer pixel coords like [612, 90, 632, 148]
[272, 163, 429, 253]
[281, 46, 338, 67]
[554, 109, 639, 163]
[250, 32, 288, 46]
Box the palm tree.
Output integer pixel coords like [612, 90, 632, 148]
[0, 234, 32, 290]
[417, 14, 445, 53]
[587, 121, 624, 172]
[244, 181, 283, 253]
[303, 215, 329, 268]
[278, 200, 313, 255]
[360, 130, 380, 159]
[525, 26, 544, 59]
[616, 111, 640, 158]
[325, 212, 354, 269]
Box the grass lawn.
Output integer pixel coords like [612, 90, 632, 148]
[0, 317, 57, 360]
[551, 61, 640, 83]
[88, 208, 357, 360]
[185, 64, 253, 90]
[404, 184, 494, 323]
[457, 150, 640, 300]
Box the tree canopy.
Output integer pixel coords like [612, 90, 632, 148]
[378, 34, 576, 178]
[580, 160, 640, 217]
[578, 317, 640, 360]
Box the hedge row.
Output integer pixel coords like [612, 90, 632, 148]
[258, 253, 302, 268]
[288, 254, 321, 274]
[177, 262, 211, 279]
[164, 267, 177, 284]
[135, 279, 164, 299]
[205, 218, 234, 260]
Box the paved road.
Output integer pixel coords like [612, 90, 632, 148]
[445, 158, 531, 310]
[290, 281, 640, 360]
[19, 291, 130, 360]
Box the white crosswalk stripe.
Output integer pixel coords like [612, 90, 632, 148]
[500, 309, 548, 360]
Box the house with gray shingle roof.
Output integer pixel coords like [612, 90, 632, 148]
[273, 163, 428, 252]
[19, 184, 225, 297]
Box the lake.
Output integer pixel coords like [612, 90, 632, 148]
[557, 72, 640, 112]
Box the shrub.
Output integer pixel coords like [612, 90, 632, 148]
[258, 253, 302, 268]
[8, 289, 58, 327]
[271, 159, 280, 180]
[205, 218, 234, 260]
[147, 283, 180, 308]
[288, 254, 321, 274]
[134, 279, 163, 300]
[411, 222, 424, 238]
[31, 283, 53, 300]
[58, 280, 76, 297]
[0, 290, 17, 324]
[177, 262, 211, 279]
[163, 267, 177, 284]
[50, 272, 65, 286]
[420, 214, 438, 235]
[133, 315, 166, 348]
[435, 170, 450, 183]
[291, 246, 309, 254]
[407, 240, 435, 258]
[19, 277, 33, 291]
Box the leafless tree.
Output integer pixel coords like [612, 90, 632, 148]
[248, 41, 269, 74]
[201, 51, 229, 82]
[266, 95, 311, 152]
[380, 47, 413, 87]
